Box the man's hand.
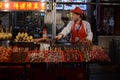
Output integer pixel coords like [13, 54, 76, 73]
[54, 34, 63, 40]
[34, 37, 49, 42]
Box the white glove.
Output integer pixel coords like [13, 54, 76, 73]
[54, 34, 63, 40]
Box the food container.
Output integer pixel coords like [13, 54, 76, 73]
[0, 40, 11, 48]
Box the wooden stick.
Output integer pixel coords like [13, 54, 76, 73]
[1, 27, 3, 33]
[0, 26, 1, 32]
[6, 26, 8, 33]
[10, 26, 12, 33]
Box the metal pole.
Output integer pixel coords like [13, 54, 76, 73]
[52, 0, 56, 39]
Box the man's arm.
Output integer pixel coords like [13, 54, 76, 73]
[59, 21, 74, 38]
[85, 21, 93, 41]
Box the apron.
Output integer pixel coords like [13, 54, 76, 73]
[71, 21, 87, 43]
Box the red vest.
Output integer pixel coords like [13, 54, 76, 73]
[71, 21, 87, 43]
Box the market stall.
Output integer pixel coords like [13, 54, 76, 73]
[0, 0, 113, 80]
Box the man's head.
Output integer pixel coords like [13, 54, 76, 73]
[70, 7, 83, 22]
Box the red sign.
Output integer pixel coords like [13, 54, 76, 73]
[0, 2, 46, 11]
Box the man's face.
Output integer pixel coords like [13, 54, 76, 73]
[71, 13, 81, 22]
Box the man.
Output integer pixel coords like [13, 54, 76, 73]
[55, 7, 93, 44]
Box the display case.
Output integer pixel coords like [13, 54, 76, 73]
[0, 0, 112, 66]
[0, 0, 119, 80]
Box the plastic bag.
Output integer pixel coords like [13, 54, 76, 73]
[44, 10, 63, 25]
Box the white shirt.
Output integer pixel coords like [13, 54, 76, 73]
[59, 20, 93, 40]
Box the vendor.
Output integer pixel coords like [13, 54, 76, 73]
[34, 26, 49, 43]
[55, 7, 93, 44]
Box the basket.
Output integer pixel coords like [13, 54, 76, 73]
[63, 50, 83, 62]
[10, 52, 27, 63]
[44, 50, 64, 63]
[25, 50, 45, 63]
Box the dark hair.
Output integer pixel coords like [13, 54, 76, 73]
[81, 13, 86, 20]
[74, 12, 86, 20]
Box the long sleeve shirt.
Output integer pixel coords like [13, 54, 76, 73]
[59, 20, 93, 41]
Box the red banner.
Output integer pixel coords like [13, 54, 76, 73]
[0, 2, 46, 11]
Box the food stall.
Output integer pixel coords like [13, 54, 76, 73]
[0, 0, 112, 80]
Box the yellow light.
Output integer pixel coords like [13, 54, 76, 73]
[41, 3, 45, 6]
[0, 2, 3, 9]
[4, 2, 9, 9]
[33, 3, 38, 9]
[41, 3, 45, 10]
